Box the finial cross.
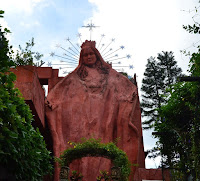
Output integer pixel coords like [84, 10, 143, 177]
[82, 20, 100, 40]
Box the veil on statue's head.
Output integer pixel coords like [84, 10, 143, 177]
[75, 40, 111, 80]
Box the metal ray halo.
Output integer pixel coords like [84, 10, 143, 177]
[48, 22, 134, 76]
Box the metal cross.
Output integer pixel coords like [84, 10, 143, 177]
[82, 20, 100, 40]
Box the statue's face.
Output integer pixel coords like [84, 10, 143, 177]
[82, 47, 97, 66]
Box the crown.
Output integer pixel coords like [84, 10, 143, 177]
[81, 40, 96, 49]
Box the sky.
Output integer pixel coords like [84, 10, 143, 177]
[1, 0, 200, 168]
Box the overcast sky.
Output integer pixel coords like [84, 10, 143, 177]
[1, 0, 200, 168]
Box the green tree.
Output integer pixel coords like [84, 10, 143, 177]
[141, 52, 182, 129]
[141, 56, 165, 129]
[154, 76, 200, 180]
[14, 37, 45, 67]
[0, 10, 52, 180]
[154, 83, 197, 178]
[153, 6, 200, 178]
[157, 51, 182, 87]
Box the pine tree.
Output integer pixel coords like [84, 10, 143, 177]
[141, 52, 182, 129]
[157, 51, 182, 87]
[141, 56, 165, 129]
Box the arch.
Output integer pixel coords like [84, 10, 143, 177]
[56, 138, 131, 180]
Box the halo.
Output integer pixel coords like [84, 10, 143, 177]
[47, 21, 134, 76]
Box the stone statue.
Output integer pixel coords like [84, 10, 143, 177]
[46, 40, 141, 181]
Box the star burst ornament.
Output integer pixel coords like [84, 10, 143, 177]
[48, 21, 134, 75]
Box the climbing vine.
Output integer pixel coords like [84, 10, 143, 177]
[56, 138, 131, 181]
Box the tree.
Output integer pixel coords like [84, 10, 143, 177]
[0, 10, 52, 180]
[157, 51, 182, 87]
[14, 37, 45, 67]
[154, 76, 200, 180]
[141, 56, 165, 129]
[141, 52, 182, 129]
[152, 4, 200, 179]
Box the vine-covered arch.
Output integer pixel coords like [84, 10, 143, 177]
[56, 138, 131, 180]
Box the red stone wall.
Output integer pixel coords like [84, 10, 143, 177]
[11, 66, 45, 129]
[11, 66, 170, 181]
[134, 168, 171, 181]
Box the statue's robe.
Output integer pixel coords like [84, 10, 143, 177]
[46, 67, 140, 181]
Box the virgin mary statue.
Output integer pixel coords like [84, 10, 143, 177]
[46, 40, 142, 181]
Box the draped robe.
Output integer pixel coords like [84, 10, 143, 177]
[46, 62, 140, 181]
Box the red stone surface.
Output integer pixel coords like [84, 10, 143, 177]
[11, 66, 45, 129]
[45, 41, 145, 181]
[10, 43, 169, 181]
[134, 168, 171, 181]
[46, 69, 141, 181]
[36, 67, 53, 85]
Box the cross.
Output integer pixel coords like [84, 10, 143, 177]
[82, 20, 100, 40]
[179, 77, 200, 82]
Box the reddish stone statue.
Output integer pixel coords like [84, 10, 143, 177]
[45, 40, 142, 180]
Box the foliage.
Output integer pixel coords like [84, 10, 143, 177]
[189, 49, 200, 76]
[157, 51, 182, 87]
[56, 138, 131, 181]
[14, 37, 45, 67]
[70, 170, 83, 181]
[0, 11, 14, 73]
[0, 11, 52, 180]
[153, 81, 200, 179]
[141, 56, 165, 129]
[152, 12, 200, 178]
[183, 24, 200, 34]
[96, 170, 111, 181]
[141, 52, 182, 129]
[120, 72, 134, 81]
[182, 4, 200, 34]
[120, 72, 128, 77]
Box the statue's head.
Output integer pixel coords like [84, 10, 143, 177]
[79, 40, 99, 67]
[76, 40, 111, 79]
[81, 41, 97, 67]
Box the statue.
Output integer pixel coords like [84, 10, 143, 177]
[45, 40, 141, 181]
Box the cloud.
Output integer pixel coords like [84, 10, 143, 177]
[0, 17, 12, 41]
[77, 0, 199, 86]
[19, 20, 40, 28]
[77, 1, 179, 84]
[1, 0, 199, 168]
[81, 0, 200, 168]
[1, 0, 49, 15]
